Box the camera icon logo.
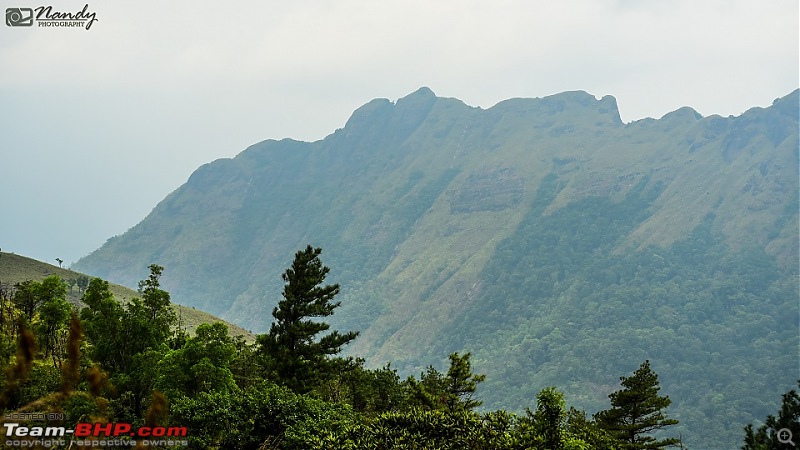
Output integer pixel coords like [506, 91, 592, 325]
[6, 8, 33, 27]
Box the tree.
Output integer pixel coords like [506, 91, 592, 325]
[79, 266, 176, 418]
[12, 277, 67, 322]
[132, 264, 176, 349]
[80, 278, 125, 371]
[533, 387, 568, 450]
[407, 352, 486, 412]
[322, 361, 406, 413]
[256, 245, 358, 394]
[33, 278, 71, 367]
[75, 275, 89, 294]
[444, 352, 486, 411]
[9, 276, 71, 365]
[66, 278, 76, 294]
[81, 264, 175, 373]
[12, 281, 41, 322]
[55, 258, 63, 268]
[170, 380, 355, 449]
[137, 265, 172, 321]
[595, 360, 679, 450]
[515, 388, 598, 450]
[743, 381, 800, 450]
[156, 322, 237, 397]
[567, 407, 619, 450]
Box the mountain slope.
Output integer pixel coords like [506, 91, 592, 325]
[0, 252, 254, 341]
[73, 87, 799, 449]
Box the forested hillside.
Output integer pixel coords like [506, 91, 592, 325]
[73, 88, 799, 449]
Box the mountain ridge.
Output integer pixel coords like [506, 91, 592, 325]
[72, 85, 799, 332]
[73, 87, 799, 449]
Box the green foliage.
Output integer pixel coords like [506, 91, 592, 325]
[317, 361, 406, 414]
[512, 388, 602, 450]
[0, 333, 15, 370]
[13, 275, 70, 326]
[319, 408, 522, 450]
[170, 380, 355, 450]
[156, 322, 237, 397]
[532, 387, 568, 450]
[407, 352, 486, 412]
[133, 264, 177, 348]
[595, 361, 679, 450]
[11, 280, 39, 322]
[743, 381, 800, 450]
[79, 278, 125, 371]
[61, 391, 107, 423]
[15, 363, 61, 408]
[257, 246, 358, 393]
[5, 276, 75, 368]
[75, 275, 89, 294]
[30, 276, 71, 365]
[566, 407, 619, 450]
[79, 265, 177, 417]
[84, 265, 174, 368]
[444, 352, 486, 411]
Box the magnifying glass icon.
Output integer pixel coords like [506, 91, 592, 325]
[778, 428, 795, 446]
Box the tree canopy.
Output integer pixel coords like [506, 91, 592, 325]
[595, 360, 679, 449]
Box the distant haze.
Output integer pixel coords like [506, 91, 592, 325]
[1, 0, 797, 265]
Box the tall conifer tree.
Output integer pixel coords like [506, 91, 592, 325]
[595, 360, 679, 450]
[257, 245, 358, 393]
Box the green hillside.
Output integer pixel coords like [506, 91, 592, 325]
[0, 252, 254, 341]
[73, 87, 799, 449]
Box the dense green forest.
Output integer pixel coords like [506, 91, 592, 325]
[0, 247, 794, 449]
[423, 173, 799, 449]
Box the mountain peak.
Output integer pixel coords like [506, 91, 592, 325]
[340, 87, 439, 143]
[394, 86, 438, 111]
[487, 90, 623, 127]
[660, 106, 703, 121]
[401, 86, 436, 100]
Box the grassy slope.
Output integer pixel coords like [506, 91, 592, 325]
[0, 251, 255, 341]
[347, 92, 799, 365]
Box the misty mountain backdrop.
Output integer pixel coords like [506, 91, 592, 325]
[74, 87, 799, 449]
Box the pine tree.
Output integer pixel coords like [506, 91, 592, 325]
[257, 245, 358, 393]
[595, 360, 679, 450]
[444, 352, 486, 411]
[407, 352, 486, 412]
[743, 381, 800, 450]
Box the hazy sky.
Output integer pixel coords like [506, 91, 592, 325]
[1, 0, 797, 266]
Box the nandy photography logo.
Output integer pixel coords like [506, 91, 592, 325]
[6, 4, 97, 30]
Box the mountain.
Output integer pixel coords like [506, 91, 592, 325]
[73, 87, 799, 449]
[0, 252, 254, 341]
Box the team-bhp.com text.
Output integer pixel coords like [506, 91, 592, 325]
[4, 422, 188, 447]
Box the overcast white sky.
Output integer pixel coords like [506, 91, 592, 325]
[1, 0, 797, 266]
